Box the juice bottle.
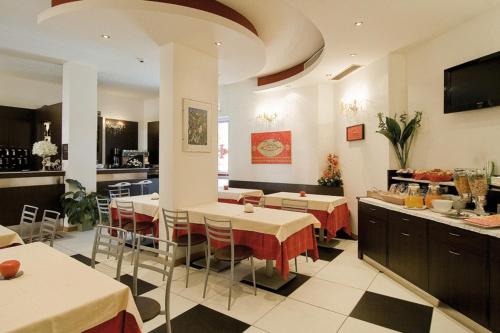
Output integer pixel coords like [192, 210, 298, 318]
[425, 183, 442, 208]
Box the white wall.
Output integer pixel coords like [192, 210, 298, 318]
[405, 7, 500, 170]
[220, 80, 334, 185]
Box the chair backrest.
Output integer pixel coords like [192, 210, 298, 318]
[115, 201, 135, 229]
[39, 210, 60, 247]
[162, 209, 190, 241]
[96, 197, 111, 226]
[91, 224, 127, 280]
[204, 217, 233, 248]
[109, 188, 130, 199]
[19, 205, 38, 242]
[243, 195, 264, 207]
[281, 199, 308, 213]
[134, 180, 153, 195]
[132, 235, 177, 297]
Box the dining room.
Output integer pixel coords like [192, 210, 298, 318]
[2, 1, 500, 333]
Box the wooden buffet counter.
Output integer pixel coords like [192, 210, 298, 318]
[0, 171, 65, 227]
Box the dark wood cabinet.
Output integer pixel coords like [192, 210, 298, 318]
[358, 202, 388, 265]
[490, 238, 500, 333]
[428, 223, 489, 327]
[387, 211, 428, 290]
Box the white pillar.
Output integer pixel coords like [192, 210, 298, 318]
[62, 62, 98, 191]
[158, 43, 218, 221]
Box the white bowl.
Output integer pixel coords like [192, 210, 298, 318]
[432, 199, 453, 213]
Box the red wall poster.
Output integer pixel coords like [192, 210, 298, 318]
[251, 131, 292, 164]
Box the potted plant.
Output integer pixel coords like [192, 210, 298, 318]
[318, 153, 343, 187]
[60, 179, 99, 231]
[376, 111, 423, 169]
[32, 140, 58, 171]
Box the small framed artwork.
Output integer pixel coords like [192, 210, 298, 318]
[346, 124, 365, 141]
[182, 98, 212, 152]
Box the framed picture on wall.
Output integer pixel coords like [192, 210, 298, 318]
[251, 130, 292, 164]
[346, 124, 365, 141]
[182, 98, 212, 152]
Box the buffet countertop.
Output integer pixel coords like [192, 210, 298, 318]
[96, 168, 150, 174]
[359, 197, 500, 239]
[0, 170, 65, 179]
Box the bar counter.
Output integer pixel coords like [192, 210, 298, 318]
[0, 170, 65, 227]
[96, 168, 159, 195]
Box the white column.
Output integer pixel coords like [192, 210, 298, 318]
[158, 43, 218, 231]
[62, 62, 98, 191]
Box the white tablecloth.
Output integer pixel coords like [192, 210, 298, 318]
[111, 194, 160, 220]
[217, 187, 264, 201]
[0, 242, 142, 333]
[0, 225, 24, 248]
[264, 192, 347, 213]
[184, 202, 320, 242]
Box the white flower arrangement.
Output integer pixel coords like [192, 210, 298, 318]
[32, 140, 58, 158]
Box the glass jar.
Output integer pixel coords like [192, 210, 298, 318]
[405, 183, 424, 208]
[425, 183, 442, 208]
[468, 168, 489, 197]
[453, 168, 471, 197]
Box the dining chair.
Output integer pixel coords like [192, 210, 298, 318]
[109, 188, 130, 199]
[162, 208, 207, 287]
[38, 210, 61, 247]
[96, 197, 112, 226]
[281, 199, 310, 270]
[116, 201, 155, 263]
[203, 217, 256, 311]
[18, 205, 38, 243]
[132, 234, 177, 329]
[133, 180, 153, 195]
[242, 195, 265, 207]
[91, 224, 127, 280]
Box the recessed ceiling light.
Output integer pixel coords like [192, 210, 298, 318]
[215, 41, 222, 46]
[326, 73, 333, 77]
[349, 53, 357, 57]
[101, 34, 111, 39]
[285, 84, 292, 88]
[137, 58, 144, 63]
[354, 21, 364, 26]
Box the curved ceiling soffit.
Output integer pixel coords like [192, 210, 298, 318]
[51, 0, 258, 36]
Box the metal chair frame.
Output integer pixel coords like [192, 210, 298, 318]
[162, 208, 207, 287]
[38, 210, 60, 247]
[18, 205, 38, 243]
[132, 235, 177, 333]
[91, 224, 127, 280]
[281, 199, 310, 269]
[203, 217, 256, 311]
[134, 180, 153, 195]
[109, 188, 130, 199]
[242, 195, 265, 207]
[96, 197, 112, 226]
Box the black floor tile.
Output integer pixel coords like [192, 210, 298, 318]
[71, 254, 97, 266]
[317, 247, 343, 261]
[350, 291, 433, 333]
[150, 305, 249, 333]
[241, 272, 311, 297]
[119, 274, 158, 295]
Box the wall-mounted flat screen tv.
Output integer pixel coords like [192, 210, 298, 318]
[444, 50, 500, 114]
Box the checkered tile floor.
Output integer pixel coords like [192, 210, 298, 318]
[52, 230, 474, 333]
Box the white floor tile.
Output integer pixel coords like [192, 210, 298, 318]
[201, 282, 285, 325]
[244, 326, 268, 333]
[430, 308, 474, 333]
[254, 298, 345, 333]
[289, 256, 329, 277]
[367, 273, 431, 306]
[171, 270, 227, 303]
[315, 255, 378, 290]
[289, 277, 364, 315]
[338, 317, 398, 333]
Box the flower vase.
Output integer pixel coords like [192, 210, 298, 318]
[41, 156, 51, 171]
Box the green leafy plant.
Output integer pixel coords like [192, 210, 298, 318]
[376, 111, 423, 169]
[60, 179, 99, 226]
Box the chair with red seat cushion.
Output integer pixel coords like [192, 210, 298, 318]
[162, 209, 207, 287]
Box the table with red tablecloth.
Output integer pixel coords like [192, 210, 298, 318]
[264, 192, 351, 241]
[110, 194, 160, 237]
[182, 202, 321, 280]
[217, 187, 264, 204]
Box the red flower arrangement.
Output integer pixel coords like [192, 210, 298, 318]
[318, 154, 343, 187]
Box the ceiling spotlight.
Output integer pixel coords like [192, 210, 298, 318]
[285, 84, 292, 88]
[326, 73, 333, 77]
[349, 53, 357, 57]
[215, 41, 222, 46]
[101, 34, 111, 39]
[354, 21, 364, 27]
[137, 58, 145, 63]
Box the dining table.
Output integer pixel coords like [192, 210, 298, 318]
[182, 202, 320, 290]
[264, 192, 351, 244]
[0, 242, 142, 333]
[0, 225, 24, 249]
[110, 194, 160, 237]
[217, 187, 264, 204]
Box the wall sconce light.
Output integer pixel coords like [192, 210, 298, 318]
[105, 119, 126, 134]
[256, 111, 278, 125]
[341, 99, 363, 113]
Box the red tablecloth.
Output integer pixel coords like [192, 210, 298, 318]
[84, 310, 141, 333]
[218, 198, 243, 204]
[110, 208, 159, 237]
[265, 203, 350, 241]
[174, 224, 318, 279]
